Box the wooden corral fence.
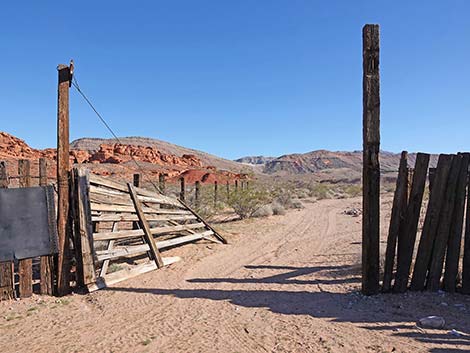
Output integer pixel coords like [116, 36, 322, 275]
[383, 152, 470, 294]
[73, 169, 227, 292]
[0, 158, 54, 299]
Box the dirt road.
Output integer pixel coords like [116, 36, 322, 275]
[1, 197, 469, 352]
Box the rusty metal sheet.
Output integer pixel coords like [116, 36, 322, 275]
[0, 186, 58, 261]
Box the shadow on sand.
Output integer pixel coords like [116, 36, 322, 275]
[105, 264, 470, 352]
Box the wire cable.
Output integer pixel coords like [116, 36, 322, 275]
[71, 76, 163, 194]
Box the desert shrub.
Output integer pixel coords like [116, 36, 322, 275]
[227, 188, 271, 219]
[252, 204, 273, 218]
[294, 188, 310, 199]
[343, 184, 362, 198]
[308, 183, 331, 200]
[271, 202, 286, 215]
[291, 199, 305, 209]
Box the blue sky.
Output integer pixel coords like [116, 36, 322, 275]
[1, 1, 469, 159]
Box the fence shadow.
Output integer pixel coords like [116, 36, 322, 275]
[105, 263, 470, 352]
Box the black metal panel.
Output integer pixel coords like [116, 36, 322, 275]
[0, 186, 58, 261]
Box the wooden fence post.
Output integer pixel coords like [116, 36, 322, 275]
[235, 180, 238, 192]
[427, 154, 462, 291]
[462, 169, 470, 294]
[133, 173, 141, 188]
[214, 181, 218, 206]
[39, 158, 54, 295]
[18, 159, 33, 298]
[159, 173, 166, 194]
[195, 181, 200, 208]
[179, 177, 185, 202]
[56, 63, 72, 296]
[443, 153, 470, 292]
[0, 161, 15, 300]
[410, 154, 453, 291]
[226, 181, 230, 196]
[73, 167, 96, 288]
[394, 153, 429, 293]
[382, 151, 408, 292]
[362, 24, 380, 295]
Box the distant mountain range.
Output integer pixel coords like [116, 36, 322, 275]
[236, 150, 439, 175]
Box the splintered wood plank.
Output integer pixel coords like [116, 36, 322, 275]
[177, 199, 227, 244]
[93, 222, 206, 241]
[393, 153, 430, 293]
[74, 168, 97, 287]
[128, 184, 164, 268]
[410, 154, 454, 291]
[18, 159, 32, 298]
[0, 161, 15, 300]
[90, 202, 190, 215]
[88, 257, 181, 292]
[96, 231, 214, 261]
[92, 214, 197, 222]
[382, 151, 408, 292]
[100, 222, 118, 277]
[362, 24, 380, 295]
[443, 153, 469, 292]
[427, 154, 462, 291]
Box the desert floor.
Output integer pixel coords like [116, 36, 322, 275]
[1, 196, 470, 353]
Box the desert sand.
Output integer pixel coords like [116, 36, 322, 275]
[1, 196, 469, 352]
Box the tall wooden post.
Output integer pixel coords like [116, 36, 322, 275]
[18, 159, 33, 298]
[0, 161, 15, 300]
[179, 177, 185, 202]
[195, 181, 200, 208]
[362, 24, 380, 295]
[226, 181, 230, 196]
[214, 181, 218, 206]
[56, 63, 72, 296]
[159, 173, 166, 194]
[235, 180, 238, 192]
[39, 158, 54, 295]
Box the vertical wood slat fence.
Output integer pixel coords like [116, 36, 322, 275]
[0, 158, 54, 299]
[383, 151, 470, 294]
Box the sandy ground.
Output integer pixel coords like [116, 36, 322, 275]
[1, 196, 470, 353]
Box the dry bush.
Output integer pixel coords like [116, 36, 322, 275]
[252, 204, 273, 218]
[227, 188, 271, 219]
[271, 202, 286, 215]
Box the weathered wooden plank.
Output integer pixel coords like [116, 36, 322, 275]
[90, 202, 191, 215]
[177, 199, 227, 244]
[427, 154, 462, 291]
[18, 159, 33, 298]
[382, 151, 408, 292]
[443, 153, 469, 292]
[92, 214, 197, 222]
[88, 257, 181, 292]
[410, 154, 454, 291]
[394, 153, 430, 293]
[96, 230, 214, 261]
[89, 185, 184, 208]
[362, 24, 380, 295]
[128, 184, 164, 268]
[74, 167, 97, 287]
[462, 170, 470, 294]
[100, 222, 118, 277]
[0, 161, 15, 300]
[89, 174, 158, 198]
[93, 222, 206, 241]
[428, 167, 437, 194]
[39, 158, 54, 295]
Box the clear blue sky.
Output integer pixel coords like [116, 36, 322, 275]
[1, 1, 469, 159]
